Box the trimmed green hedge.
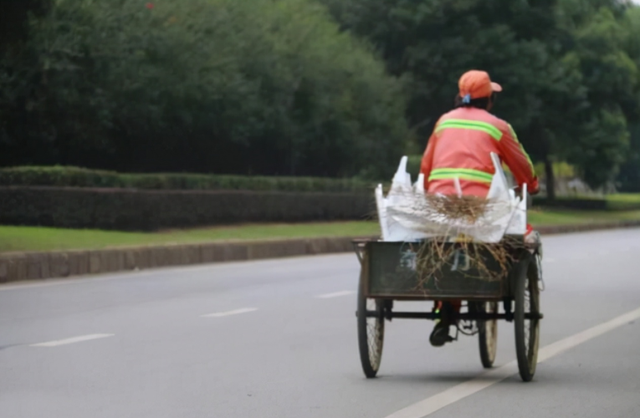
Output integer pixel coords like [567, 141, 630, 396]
[532, 197, 608, 211]
[533, 196, 640, 211]
[605, 194, 640, 211]
[0, 186, 375, 230]
[0, 166, 375, 193]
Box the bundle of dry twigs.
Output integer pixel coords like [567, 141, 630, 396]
[423, 194, 489, 224]
[413, 235, 524, 287]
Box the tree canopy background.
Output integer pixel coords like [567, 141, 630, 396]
[0, 0, 408, 179]
[1, 0, 639, 194]
[320, 0, 640, 195]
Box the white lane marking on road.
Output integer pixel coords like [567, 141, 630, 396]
[201, 308, 258, 318]
[384, 306, 640, 418]
[317, 290, 355, 299]
[30, 334, 114, 347]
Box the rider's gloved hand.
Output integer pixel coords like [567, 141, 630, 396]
[513, 186, 533, 208]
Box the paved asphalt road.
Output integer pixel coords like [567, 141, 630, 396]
[1, 229, 639, 418]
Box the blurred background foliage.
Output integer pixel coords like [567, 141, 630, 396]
[1, 0, 639, 195]
[320, 0, 640, 196]
[0, 0, 408, 179]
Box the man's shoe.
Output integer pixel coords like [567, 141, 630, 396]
[429, 322, 453, 347]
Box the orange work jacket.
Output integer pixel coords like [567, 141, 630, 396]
[420, 107, 539, 197]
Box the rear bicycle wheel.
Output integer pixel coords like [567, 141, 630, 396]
[477, 301, 498, 368]
[514, 254, 541, 382]
[357, 270, 384, 378]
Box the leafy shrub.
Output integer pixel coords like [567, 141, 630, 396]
[0, 166, 376, 192]
[0, 186, 376, 230]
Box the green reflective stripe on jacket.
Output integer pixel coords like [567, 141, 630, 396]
[429, 173, 493, 184]
[507, 123, 535, 175]
[507, 123, 518, 140]
[429, 168, 493, 184]
[435, 119, 503, 141]
[430, 168, 494, 181]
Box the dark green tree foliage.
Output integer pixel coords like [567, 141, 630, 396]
[323, 0, 556, 134]
[0, 0, 52, 53]
[0, 0, 54, 164]
[322, 0, 640, 191]
[0, 0, 409, 178]
[616, 5, 640, 191]
[617, 123, 640, 191]
[556, 1, 639, 187]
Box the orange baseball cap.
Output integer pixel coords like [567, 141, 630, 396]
[458, 70, 502, 101]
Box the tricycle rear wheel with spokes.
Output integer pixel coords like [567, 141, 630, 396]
[357, 271, 385, 378]
[514, 253, 541, 382]
[477, 301, 498, 368]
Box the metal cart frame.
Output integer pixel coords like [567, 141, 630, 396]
[353, 238, 543, 382]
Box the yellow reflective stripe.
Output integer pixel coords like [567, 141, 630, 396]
[430, 168, 493, 181]
[507, 123, 535, 175]
[429, 168, 493, 184]
[435, 119, 503, 141]
[429, 173, 493, 184]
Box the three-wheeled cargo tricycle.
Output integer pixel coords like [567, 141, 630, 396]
[353, 237, 543, 382]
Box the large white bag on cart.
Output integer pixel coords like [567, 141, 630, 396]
[375, 153, 527, 243]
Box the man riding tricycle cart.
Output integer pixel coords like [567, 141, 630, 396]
[354, 70, 543, 382]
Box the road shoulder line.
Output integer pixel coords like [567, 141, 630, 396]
[384, 306, 640, 418]
[30, 334, 115, 347]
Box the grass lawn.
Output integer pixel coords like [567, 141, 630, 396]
[1, 209, 639, 253]
[0, 222, 379, 253]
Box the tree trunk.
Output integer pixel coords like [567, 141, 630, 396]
[544, 157, 556, 201]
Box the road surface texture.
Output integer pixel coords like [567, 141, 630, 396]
[1, 229, 639, 418]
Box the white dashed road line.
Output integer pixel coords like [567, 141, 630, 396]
[30, 334, 115, 347]
[201, 308, 258, 318]
[384, 306, 640, 418]
[316, 290, 355, 299]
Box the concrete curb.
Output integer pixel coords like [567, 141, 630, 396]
[1, 221, 639, 284]
[0, 236, 372, 284]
